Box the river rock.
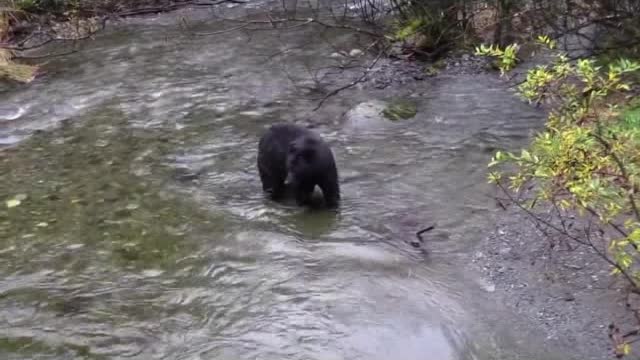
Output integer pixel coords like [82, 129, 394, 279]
[382, 99, 417, 121]
[343, 100, 392, 133]
[344, 99, 419, 133]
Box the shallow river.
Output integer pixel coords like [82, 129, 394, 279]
[0, 3, 572, 360]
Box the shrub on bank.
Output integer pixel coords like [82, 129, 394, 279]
[478, 36, 640, 356]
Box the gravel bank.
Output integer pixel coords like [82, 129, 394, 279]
[472, 209, 639, 360]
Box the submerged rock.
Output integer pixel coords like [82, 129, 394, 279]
[349, 49, 363, 57]
[382, 98, 418, 121]
[343, 100, 390, 133]
[343, 98, 418, 133]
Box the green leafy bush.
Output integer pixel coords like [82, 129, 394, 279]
[480, 38, 640, 289]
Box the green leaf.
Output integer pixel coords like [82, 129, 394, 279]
[629, 229, 640, 244]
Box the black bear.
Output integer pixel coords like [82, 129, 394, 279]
[257, 123, 340, 208]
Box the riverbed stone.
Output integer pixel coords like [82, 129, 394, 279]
[343, 100, 391, 132]
[343, 98, 418, 133]
[382, 98, 418, 121]
[627, 293, 640, 311]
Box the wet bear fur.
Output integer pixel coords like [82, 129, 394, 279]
[257, 123, 340, 208]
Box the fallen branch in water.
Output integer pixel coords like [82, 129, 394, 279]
[193, 23, 251, 36]
[14, 49, 79, 60]
[312, 45, 383, 111]
[415, 225, 435, 243]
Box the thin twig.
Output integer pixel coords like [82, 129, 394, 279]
[592, 130, 640, 224]
[193, 23, 250, 36]
[312, 46, 383, 111]
[416, 225, 435, 242]
[15, 49, 79, 60]
[494, 178, 639, 288]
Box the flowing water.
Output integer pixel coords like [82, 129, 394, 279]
[1, 4, 571, 360]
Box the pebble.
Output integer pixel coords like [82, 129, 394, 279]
[499, 246, 512, 255]
[627, 293, 640, 310]
[349, 49, 363, 57]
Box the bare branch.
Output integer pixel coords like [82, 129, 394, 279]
[493, 177, 639, 289]
[312, 45, 383, 111]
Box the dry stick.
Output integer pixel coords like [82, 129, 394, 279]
[2, 17, 107, 51]
[16, 28, 41, 47]
[15, 49, 79, 60]
[593, 131, 640, 223]
[584, 205, 634, 248]
[245, 19, 315, 32]
[193, 23, 251, 36]
[415, 225, 435, 242]
[589, 128, 640, 251]
[1, 37, 55, 50]
[312, 48, 383, 111]
[551, 198, 570, 235]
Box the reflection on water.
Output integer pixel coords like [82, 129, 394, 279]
[0, 4, 571, 360]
